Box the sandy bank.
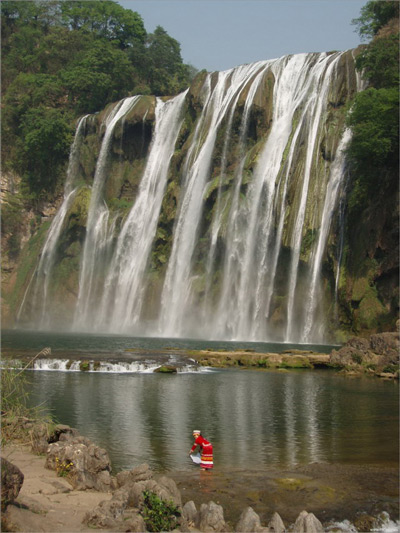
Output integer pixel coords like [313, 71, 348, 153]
[2, 443, 113, 532]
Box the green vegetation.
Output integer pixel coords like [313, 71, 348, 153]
[352, 0, 399, 39]
[1, 350, 54, 447]
[346, 1, 399, 216]
[1, 0, 197, 202]
[141, 490, 181, 532]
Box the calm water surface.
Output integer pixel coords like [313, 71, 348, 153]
[25, 367, 399, 474]
[5, 330, 398, 476]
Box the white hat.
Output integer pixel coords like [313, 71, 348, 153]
[192, 429, 201, 434]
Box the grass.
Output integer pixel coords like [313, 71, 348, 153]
[1, 348, 55, 448]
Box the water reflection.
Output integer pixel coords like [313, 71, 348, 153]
[27, 369, 399, 473]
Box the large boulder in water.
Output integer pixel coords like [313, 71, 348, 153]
[330, 331, 399, 376]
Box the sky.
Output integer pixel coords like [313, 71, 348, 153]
[118, 0, 367, 72]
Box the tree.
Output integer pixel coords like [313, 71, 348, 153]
[1, 0, 195, 200]
[144, 26, 190, 95]
[61, 39, 136, 113]
[346, 1, 399, 215]
[17, 108, 74, 197]
[355, 33, 399, 89]
[352, 0, 399, 39]
[59, 0, 146, 49]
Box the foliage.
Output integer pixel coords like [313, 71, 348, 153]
[55, 457, 74, 477]
[1, 348, 54, 447]
[141, 490, 181, 532]
[346, 87, 398, 182]
[345, 1, 399, 216]
[352, 0, 399, 39]
[142, 26, 192, 96]
[355, 33, 399, 89]
[1, 0, 196, 201]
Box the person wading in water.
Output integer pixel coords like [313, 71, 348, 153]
[189, 430, 213, 470]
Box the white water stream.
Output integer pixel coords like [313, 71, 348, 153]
[21, 52, 359, 343]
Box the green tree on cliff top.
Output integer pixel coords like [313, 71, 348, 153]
[346, 0, 399, 215]
[1, 0, 195, 202]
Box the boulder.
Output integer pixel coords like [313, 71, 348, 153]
[182, 500, 198, 525]
[85, 473, 182, 531]
[369, 332, 399, 361]
[267, 511, 286, 532]
[31, 423, 79, 454]
[1, 458, 24, 511]
[46, 437, 112, 492]
[235, 506, 263, 532]
[346, 337, 370, 352]
[116, 463, 153, 487]
[329, 331, 399, 372]
[353, 513, 376, 532]
[123, 476, 182, 509]
[84, 498, 127, 529]
[293, 510, 324, 533]
[196, 501, 228, 532]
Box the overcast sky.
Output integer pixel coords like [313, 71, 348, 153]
[118, 0, 366, 72]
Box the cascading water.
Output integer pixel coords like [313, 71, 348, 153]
[73, 96, 140, 328]
[17, 115, 89, 327]
[93, 91, 188, 333]
[23, 51, 359, 343]
[159, 61, 272, 337]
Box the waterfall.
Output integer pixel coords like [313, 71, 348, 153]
[158, 62, 271, 337]
[23, 50, 359, 343]
[73, 96, 140, 328]
[284, 53, 345, 342]
[16, 115, 88, 327]
[93, 91, 188, 333]
[300, 128, 352, 343]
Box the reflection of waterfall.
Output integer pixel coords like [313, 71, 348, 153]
[27, 369, 398, 472]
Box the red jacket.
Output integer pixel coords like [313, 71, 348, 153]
[190, 435, 212, 453]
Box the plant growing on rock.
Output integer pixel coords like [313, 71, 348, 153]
[141, 490, 181, 532]
[55, 457, 74, 478]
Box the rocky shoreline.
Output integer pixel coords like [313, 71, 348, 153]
[2, 422, 399, 532]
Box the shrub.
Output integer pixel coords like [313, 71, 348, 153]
[1, 348, 53, 446]
[141, 490, 181, 532]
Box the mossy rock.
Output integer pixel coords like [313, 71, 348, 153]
[278, 356, 312, 369]
[275, 477, 304, 490]
[154, 365, 177, 373]
[357, 288, 387, 330]
[67, 187, 91, 228]
[79, 361, 91, 371]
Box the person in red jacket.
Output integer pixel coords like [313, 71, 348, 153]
[189, 430, 213, 470]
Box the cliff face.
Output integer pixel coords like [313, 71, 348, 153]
[2, 50, 398, 342]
